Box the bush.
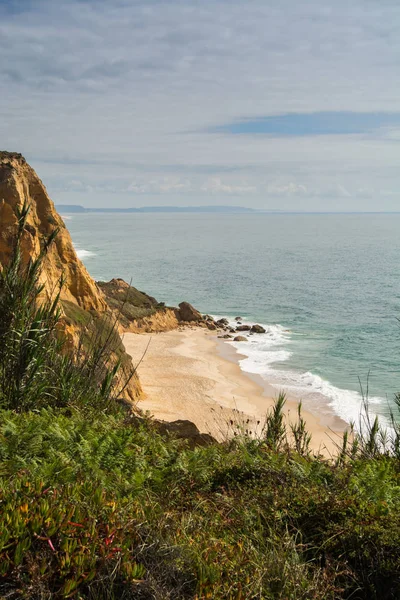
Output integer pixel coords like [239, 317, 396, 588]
[0, 203, 400, 598]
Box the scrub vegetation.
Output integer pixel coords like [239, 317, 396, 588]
[1, 208, 399, 599]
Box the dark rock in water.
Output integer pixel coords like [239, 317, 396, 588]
[203, 314, 214, 321]
[207, 322, 217, 330]
[251, 324, 266, 334]
[234, 335, 248, 342]
[236, 324, 251, 331]
[178, 301, 203, 322]
[235, 316, 242, 321]
[229, 327, 236, 333]
[217, 318, 229, 326]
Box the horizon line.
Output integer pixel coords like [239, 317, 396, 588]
[56, 204, 400, 215]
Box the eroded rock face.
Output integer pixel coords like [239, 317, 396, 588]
[0, 152, 106, 313]
[0, 152, 141, 402]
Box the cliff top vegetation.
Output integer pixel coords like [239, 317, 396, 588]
[0, 206, 400, 599]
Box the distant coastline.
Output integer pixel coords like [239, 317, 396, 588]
[56, 204, 260, 214]
[57, 204, 400, 215]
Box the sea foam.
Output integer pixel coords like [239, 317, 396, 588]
[74, 247, 96, 260]
[218, 316, 387, 429]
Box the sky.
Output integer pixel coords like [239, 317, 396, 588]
[1, 0, 400, 211]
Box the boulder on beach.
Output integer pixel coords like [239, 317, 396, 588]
[251, 324, 266, 334]
[234, 335, 248, 342]
[178, 302, 203, 322]
[217, 318, 229, 326]
[236, 324, 251, 332]
[206, 322, 217, 331]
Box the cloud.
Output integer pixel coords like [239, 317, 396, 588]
[201, 177, 257, 194]
[266, 183, 308, 196]
[1, 0, 400, 209]
[126, 176, 192, 193]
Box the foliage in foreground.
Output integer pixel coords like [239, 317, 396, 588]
[1, 408, 400, 599]
[0, 205, 400, 599]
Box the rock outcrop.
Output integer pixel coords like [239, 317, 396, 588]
[155, 419, 216, 448]
[0, 152, 106, 312]
[0, 152, 141, 401]
[251, 324, 266, 334]
[178, 301, 203, 322]
[236, 324, 251, 332]
[98, 279, 206, 333]
[217, 318, 229, 327]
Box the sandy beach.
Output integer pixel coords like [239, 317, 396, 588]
[123, 328, 347, 456]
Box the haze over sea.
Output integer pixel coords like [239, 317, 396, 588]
[66, 211, 400, 428]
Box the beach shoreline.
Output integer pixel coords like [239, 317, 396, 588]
[123, 328, 347, 456]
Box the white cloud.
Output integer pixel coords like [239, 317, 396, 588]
[201, 177, 257, 194]
[0, 0, 400, 209]
[266, 183, 308, 196]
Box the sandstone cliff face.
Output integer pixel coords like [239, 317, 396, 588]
[0, 152, 141, 401]
[0, 152, 106, 312]
[126, 308, 181, 333]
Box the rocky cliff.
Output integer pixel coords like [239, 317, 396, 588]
[98, 279, 182, 333]
[98, 279, 221, 333]
[0, 152, 141, 401]
[0, 152, 227, 406]
[0, 152, 106, 312]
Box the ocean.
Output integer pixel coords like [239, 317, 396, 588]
[64, 212, 400, 428]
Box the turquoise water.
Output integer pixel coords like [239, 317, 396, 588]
[65, 212, 400, 426]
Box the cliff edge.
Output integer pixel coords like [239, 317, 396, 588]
[0, 152, 141, 401]
[0, 152, 106, 312]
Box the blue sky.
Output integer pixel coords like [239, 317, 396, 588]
[216, 112, 400, 137]
[1, 0, 400, 210]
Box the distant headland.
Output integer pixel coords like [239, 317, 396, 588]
[56, 204, 400, 215]
[56, 204, 260, 214]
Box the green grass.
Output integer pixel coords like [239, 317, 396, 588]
[1, 204, 400, 599]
